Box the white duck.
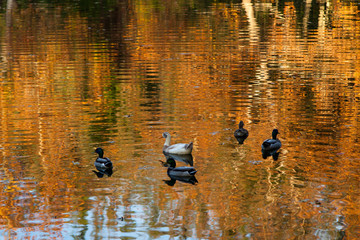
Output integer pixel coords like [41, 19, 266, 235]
[162, 132, 193, 155]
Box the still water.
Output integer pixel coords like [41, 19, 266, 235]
[0, 0, 359, 239]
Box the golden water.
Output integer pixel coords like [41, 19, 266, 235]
[0, 1, 359, 239]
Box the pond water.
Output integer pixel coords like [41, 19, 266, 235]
[0, 0, 359, 239]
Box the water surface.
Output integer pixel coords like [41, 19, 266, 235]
[0, 0, 359, 239]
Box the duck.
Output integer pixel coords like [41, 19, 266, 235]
[162, 132, 193, 155]
[166, 157, 197, 178]
[94, 147, 113, 169]
[234, 120, 249, 144]
[261, 129, 281, 160]
[261, 129, 281, 151]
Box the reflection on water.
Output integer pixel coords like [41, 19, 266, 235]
[0, 0, 360, 238]
[163, 152, 194, 166]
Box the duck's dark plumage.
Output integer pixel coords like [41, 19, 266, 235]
[261, 129, 281, 160]
[93, 167, 113, 178]
[168, 166, 197, 176]
[95, 148, 113, 169]
[261, 129, 281, 151]
[234, 120, 249, 144]
[164, 175, 198, 186]
[166, 158, 197, 177]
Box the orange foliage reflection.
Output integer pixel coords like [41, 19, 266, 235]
[0, 1, 359, 239]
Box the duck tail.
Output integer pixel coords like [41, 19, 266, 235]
[105, 162, 113, 168]
[189, 169, 197, 175]
[186, 142, 193, 150]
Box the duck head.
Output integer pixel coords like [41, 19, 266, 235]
[239, 121, 244, 128]
[272, 129, 279, 139]
[162, 132, 171, 146]
[95, 147, 104, 158]
[166, 157, 176, 168]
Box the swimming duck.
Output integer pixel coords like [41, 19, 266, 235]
[166, 157, 197, 178]
[261, 129, 281, 160]
[94, 148, 113, 169]
[234, 120, 249, 144]
[261, 129, 281, 151]
[162, 132, 193, 155]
